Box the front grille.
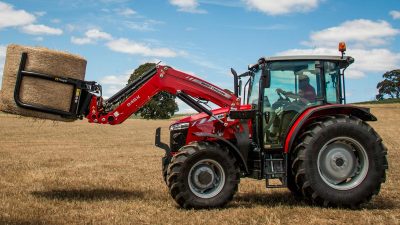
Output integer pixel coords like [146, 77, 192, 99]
[170, 128, 188, 152]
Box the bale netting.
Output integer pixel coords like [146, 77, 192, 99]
[0, 44, 87, 122]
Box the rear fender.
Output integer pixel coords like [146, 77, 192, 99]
[284, 104, 377, 153]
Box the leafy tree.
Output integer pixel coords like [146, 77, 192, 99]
[128, 63, 178, 119]
[376, 69, 400, 100]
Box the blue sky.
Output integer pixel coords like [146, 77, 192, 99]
[0, 0, 399, 113]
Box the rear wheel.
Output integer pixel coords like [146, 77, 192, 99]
[167, 141, 240, 208]
[292, 115, 388, 207]
[286, 170, 302, 197]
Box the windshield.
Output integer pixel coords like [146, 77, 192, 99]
[265, 61, 321, 105]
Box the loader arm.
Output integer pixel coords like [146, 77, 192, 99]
[86, 65, 241, 125]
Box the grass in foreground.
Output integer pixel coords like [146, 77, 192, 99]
[0, 104, 399, 224]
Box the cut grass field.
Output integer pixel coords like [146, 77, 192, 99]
[0, 104, 399, 225]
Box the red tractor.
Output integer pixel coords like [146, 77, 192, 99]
[14, 43, 388, 208]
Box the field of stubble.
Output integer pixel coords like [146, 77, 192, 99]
[0, 104, 399, 225]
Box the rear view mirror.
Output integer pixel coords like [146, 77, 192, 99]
[262, 67, 271, 88]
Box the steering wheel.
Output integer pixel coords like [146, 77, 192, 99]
[277, 89, 313, 109]
[276, 89, 293, 102]
[280, 92, 290, 103]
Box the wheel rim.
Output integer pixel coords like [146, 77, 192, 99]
[317, 137, 369, 190]
[188, 159, 225, 198]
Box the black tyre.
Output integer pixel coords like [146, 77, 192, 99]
[292, 115, 388, 207]
[162, 154, 171, 184]
[167, 141, 240, 208]
[287, 134, 305, 197]
[286, 170, 302, 197]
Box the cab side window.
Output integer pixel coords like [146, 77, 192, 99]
[324, 62, 340, 103]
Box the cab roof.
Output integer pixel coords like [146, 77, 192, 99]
[262, 55, 354, 68]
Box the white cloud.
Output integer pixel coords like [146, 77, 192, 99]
[106, 38, 179, 58]
[0, 45, 6, 87]
[278, 19, 400, 79]
[278, 48, 400, 79]
[100, 74, 130, 86]
[243, 0, 320, 15]
[34, 11, 46, 17]
[71, 29, 113, 45]
[169, 0, 207, 13]
[308, 19, 399, 48]
[71, 37, 93, 45]
[99, 69, 133, 97]
[71, 29, 181, 59]
[176, 99, 197, 114]
[20, 24, 63, 35]
[115, 8, 136, 16]
[85, 29, 113, 40]
[102, 85, 121, 99]
[0, 1, 36, 29]
[0, 2, 63, 37]
[125, 20, 163, 31]
[390, 10, 400, 20]
[139, 58, 164, 65]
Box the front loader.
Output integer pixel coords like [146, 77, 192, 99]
[14, 43, 388, 208]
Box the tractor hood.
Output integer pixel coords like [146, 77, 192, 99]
[171, 107, 230, 126]
[170, 104, 253, 128]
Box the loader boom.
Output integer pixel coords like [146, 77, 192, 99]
[86, 65, 241, 125]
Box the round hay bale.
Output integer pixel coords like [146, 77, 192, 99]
[0, 44, 87, 122]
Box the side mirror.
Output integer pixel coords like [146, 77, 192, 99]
[230, 68, 239, 96]
[230, 68, 238, 77]
[262, 67, 271, 88]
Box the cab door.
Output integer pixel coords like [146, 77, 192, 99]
[262, 60, 323, 149]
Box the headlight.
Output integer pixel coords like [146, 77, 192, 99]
[170, 122, 189, 131]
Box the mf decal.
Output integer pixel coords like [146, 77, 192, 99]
[186, 77, 231, 99]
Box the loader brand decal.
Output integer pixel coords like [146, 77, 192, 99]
[55, 77, 68, 83]
[186, 77, 231, 99]
[192, 114, 225, 126]
[127, 95, 140, 107]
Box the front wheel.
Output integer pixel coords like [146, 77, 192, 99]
[167, 142, 240, 208]
[292, 115, 388, 207]
[162, 154, 171, 184]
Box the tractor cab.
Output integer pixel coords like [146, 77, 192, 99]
[243, 55, 354, 150]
